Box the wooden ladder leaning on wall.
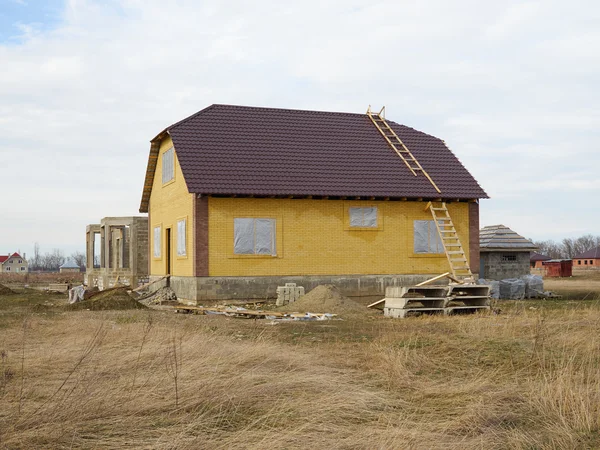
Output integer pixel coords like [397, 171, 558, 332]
[366, 105, 441, 194]
[426, 201, 474, 283]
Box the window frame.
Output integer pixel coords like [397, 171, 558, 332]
[153, 225, 162, 259]
[176, 217, 187, 258]
[413, 220, 444, 255]
[502, 254, 517, 262]
[162, 147, 175, 185]
[233, 218, 277, 257]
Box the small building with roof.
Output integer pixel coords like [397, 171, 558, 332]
[479, 225, 537, 280]
[59, 259, 81, 273]
[0, 252, 28, 274]
[572, 246, 600, 269]
[530, 252, 551, 269]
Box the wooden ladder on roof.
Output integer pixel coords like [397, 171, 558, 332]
[426, 201, 474, 282]
[366, 105, 441, 194]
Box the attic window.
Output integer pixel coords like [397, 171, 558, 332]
[349, 207, 378, 228]
[502, 254, 517, 262]
[162, 148, 174, 184]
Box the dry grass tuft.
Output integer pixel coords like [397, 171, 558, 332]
[1, 280, 600, 448]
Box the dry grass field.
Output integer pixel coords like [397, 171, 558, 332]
[1, 274, 600, 449]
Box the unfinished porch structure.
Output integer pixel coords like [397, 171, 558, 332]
[84, 216, 149, 290]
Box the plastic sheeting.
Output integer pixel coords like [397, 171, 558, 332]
[153, 226, 161, 257]
[477, 278, 500, 299]
[177, 219, 186, 256]
[414, 220, 443, 253]
[499, 278, 526, 300]
[68, 285, 86, 304]
[521, 274, 544, 298]
[234, 218, 276, 255]
[349, 207, 378, 227]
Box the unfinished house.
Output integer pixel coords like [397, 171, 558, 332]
[480, 225, 537, 280]
[139, 104, 488, 302]
[84, 217, 148, 290]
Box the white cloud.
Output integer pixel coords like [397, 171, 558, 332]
[1, 0, 599, 257]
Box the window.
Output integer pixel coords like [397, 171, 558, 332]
[234, 218, 276, 255]
[585, 260, 588, 265]
[162, 148, 174, 184]
[591, 260, 594, 265]
[18, 259, 22, 263]
[578, 260, 582, 265]
[5, 267, 9, 271]
[177, 219, 187, 256]
[8, 259, 12, 264]
[414, 220, 443, 254]
[153, 226, 161, 258]
[349, 207, 378, 228]
[20, 267, 25, 271]
[502, 254, 517, 262]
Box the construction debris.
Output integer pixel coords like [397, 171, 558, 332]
[174, 305, 336, 321]
[137, 286, 178, 306]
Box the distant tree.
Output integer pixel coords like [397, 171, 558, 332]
[40, 249, 65, 271]
[29, 242, 42, 271]
[533, 240, 563, 259]
[70, 251, 86, 269]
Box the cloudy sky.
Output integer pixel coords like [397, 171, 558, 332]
[1, 0, 599, 258]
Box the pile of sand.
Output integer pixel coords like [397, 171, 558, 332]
[66, 287, 146, 311]
[138, 287, 178, 305]
[277, 285, 368, 315]
[0, 283, 15, 295]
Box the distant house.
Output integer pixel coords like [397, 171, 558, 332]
[139, 104, 488, 302]
[530, 252, 551, 269]
[572, 246, 600, 269]
[479, 225, 537, 280]
[59, 260, 81, 273]
[0, 252, 28, 273]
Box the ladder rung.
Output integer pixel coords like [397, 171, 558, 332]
[447, 251, 465, 255]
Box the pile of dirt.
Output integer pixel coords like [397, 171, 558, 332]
[83, 286, 100, 300]
[66, 287, 146, 311]
[277, 285, 368, 316]
[0, 283, 15, 295]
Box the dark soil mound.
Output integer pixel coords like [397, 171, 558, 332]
[278, 285, 369, 316]
[66, 287, 146, 311]
[0, 284, 15, 295]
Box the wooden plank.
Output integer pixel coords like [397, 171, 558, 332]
[367, 298, 386, 308]
[416, 272, 451, 287]
[133, 275, 170, 292]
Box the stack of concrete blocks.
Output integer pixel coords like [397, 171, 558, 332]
[383, 284, 491, 318]
[276, 283, 305, 306]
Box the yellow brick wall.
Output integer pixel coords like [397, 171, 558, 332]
[208, 198, 470, 276]
[148, 136, 194, 276]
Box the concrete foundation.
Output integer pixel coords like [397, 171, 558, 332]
[152, 274, 446, 304]
[84, 216, 149, 289]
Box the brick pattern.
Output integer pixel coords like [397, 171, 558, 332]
[208, 197, 471, 277]
[194, 196, 209, 276]
[469, 202, 480, 276]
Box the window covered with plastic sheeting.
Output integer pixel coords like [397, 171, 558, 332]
[162, 148, 174, 184]
[234, 218, 276, 255]
[414, 220, 443, 253]
[153, 226, 161, 257]
[177, 219, 186, 256]
[349, 207, 378, 227]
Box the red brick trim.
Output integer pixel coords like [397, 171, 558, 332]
[194, 195, 209, 276]
[469, 202, 480, 276]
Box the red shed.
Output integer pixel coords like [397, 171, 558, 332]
[543, 259, 573, 278]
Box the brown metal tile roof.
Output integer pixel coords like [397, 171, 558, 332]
[140, 104, 488, 212]
[573, 246, 600, 259]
